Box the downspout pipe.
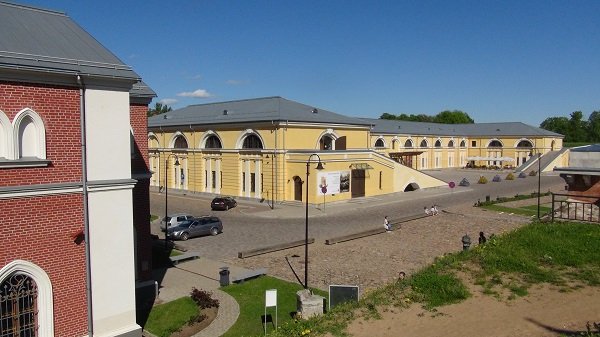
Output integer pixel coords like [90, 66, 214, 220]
[77, 74, 94, 336]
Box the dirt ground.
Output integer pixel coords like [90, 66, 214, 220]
[228, 201, 600, 336]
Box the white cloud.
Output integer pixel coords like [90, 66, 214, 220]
[177, 89, 213, 98]
[159, 98, 178, 105]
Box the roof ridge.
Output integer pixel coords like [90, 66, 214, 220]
[0, 1, 66, 16]
[186, 96, 283, 107]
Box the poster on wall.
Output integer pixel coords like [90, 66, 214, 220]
[317, 171, 350, 195]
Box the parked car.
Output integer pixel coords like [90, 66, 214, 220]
[166, 216, 223, 240]
[160, 213, 194, 231]
[211, 196, 237, 211]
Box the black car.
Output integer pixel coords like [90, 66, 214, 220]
[211, 196, 237, 210]
[166, 216, 223, 240]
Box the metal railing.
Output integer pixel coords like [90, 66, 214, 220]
[551, 193, 600, 223]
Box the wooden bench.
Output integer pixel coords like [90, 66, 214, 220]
[238, 238, 315, 259]
[169, 252, 200, 265]
[231, 268, 268, 283]
[325, 213, 430, 245]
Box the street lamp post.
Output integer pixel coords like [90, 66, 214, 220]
[164, 154, 180, 250]
[531, 149, 542, 220]
[304, 154, 324, 289]
[537, 150, 541, 220]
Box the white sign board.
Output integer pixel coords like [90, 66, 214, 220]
[317, 171, 342, 195]
[265, 289, 277, 307]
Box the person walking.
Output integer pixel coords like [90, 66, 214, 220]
[384, 216, 391, 232]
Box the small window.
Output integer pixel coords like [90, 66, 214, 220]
[488, 140, 503, 148]
[404, 139, 414, 148]
[471, 141, 476, 147]
[460, 140, 466, 148]
[448, 140, 454, 148]
[420, 139, 428, 148]
[375, 139, 385, 147]
[320, 135, 334, 150]
[434, 140, 442, 148]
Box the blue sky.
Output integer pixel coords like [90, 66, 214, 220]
[24, 0, 600, 125]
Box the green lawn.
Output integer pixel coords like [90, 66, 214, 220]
[221, 276, 327, 337]
[145, 297, 199, 337]
[481, 204, 552, 217]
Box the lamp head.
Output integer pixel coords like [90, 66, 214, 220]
[174, 157, 180, 166]
[315, 161, 324, 170]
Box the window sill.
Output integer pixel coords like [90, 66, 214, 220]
[0, 159, 51, 168]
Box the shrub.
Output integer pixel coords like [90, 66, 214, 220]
[190, 288, 220, 309]
[478, 176, 488, 184]
[529, 170, 537, 176]
[506, 173, 514, 180]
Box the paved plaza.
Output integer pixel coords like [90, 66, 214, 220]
[147, 169, 566, 336]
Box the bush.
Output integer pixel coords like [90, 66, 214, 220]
[190, 288, 220, 309]
[506, 173, 515, 180]
[478, 176, 488, 184]
[529, 170, 537, 176]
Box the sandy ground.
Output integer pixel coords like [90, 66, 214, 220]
[228, 201, 600, 336]
[346, 285, 600, 337]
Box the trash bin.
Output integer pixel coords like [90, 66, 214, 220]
[462, 234, 472, 251]
[485, 195, 490, 202]
[219, 267, 230, 287]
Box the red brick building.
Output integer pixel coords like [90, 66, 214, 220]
[0, 2, 154, 337]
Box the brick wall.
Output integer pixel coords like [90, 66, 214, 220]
[0, 81, 82, 186]
[130, 103, 153, 281]
[0, 194, 88, 337]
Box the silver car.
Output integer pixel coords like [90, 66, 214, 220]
[166, 216, 223, 241]
[160, 213, 194, 231]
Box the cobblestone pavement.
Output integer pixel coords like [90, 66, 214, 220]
[225, 203, 533, 292]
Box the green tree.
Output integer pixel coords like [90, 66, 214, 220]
[380, 113, 397, 120]
[540, 116, 570, 138]
[568, 111, 588, 142]
[587, 110, 600, 142]
[148, 102, 172, 117]
[433, 110, 474, 124]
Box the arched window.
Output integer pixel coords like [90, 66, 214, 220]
[173, 136, 188, 149]
[148, 134, 160, 149]
[0, 260, 54, 336]
[242, 134, 263, 149]
[320, 135, 333, 150]
[205, 135, 222, 149]
[420, 139, 428, 148]
[459, 140, 466, 148]
[488, 140, 503, 148]
[434, 140, 442, 148]
[13, 109, 46, 159]
[516, 140, 533, 148]
[375, 138, 385, 148]
[404, 139, 414, 148]
[448, 140, 455, 148]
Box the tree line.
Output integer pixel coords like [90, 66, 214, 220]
[540, 111, 600, 143]
[380, 110, 474, 124]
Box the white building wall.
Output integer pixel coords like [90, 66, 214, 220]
[84, 88, 131, 181]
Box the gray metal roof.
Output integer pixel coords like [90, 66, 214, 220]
[149, 97, 372, 128]
[570, 144, 600, 152]
[0, 1, 140, 80]
[131, 81, 156, 99]
[363, 118, 563, 137]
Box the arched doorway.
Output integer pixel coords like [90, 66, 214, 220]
[293, 176, 303, 201]
[404, 182, 420, 191]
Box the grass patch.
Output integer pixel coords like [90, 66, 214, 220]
[145, 297, 199, 337]
[150, 214, 159, 222]
[222, 276, 327, 337]
[480, 204, 552, 217]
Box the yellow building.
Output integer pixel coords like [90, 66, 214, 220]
[148, 97, 563, 204]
